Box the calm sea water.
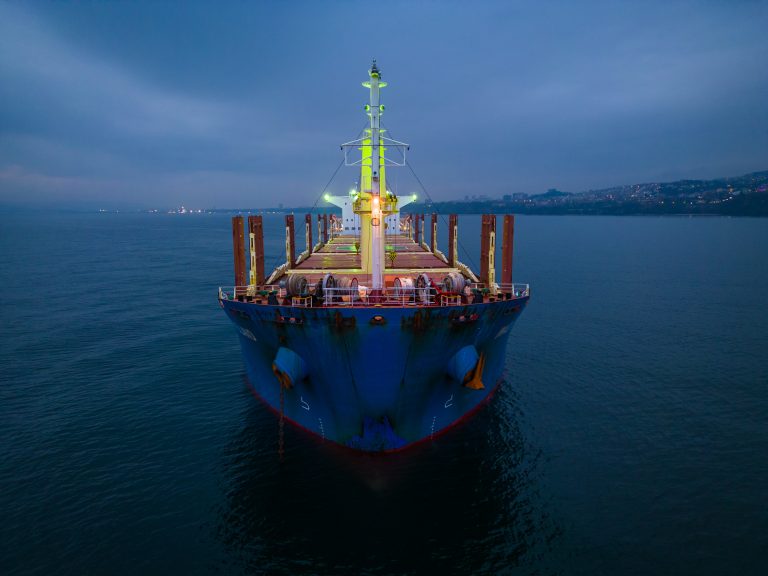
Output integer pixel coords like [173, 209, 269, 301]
[1, 211, 767, 575]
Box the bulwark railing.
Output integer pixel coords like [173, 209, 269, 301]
[219, 283, 529, 308]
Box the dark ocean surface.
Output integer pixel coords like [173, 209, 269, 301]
[1, 211, 767, 575]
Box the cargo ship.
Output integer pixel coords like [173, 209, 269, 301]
[219, 61, 530, 452]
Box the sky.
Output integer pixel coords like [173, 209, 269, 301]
[1, 0, 766, 209]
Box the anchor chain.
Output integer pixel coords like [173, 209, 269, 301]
[279, 381, 285, 461]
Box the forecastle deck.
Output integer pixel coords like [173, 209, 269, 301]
[222, 213, 528, 308]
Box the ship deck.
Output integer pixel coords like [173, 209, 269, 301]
[221, 232, 530, 307]
[289, 233, 451, 282]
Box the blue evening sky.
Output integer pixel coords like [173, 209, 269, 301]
[1, 1, 766, 209]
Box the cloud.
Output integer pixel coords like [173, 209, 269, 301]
[1, 1, 767, 207]
[0, 4, 242, 140]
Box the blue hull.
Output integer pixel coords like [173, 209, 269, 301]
[221, 297, 528, 451]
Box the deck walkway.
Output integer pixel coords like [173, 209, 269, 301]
[291, 234, 451, 280]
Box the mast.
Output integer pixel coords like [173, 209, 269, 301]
[365, 60, 385, 290]
[341, 60, 409, 291]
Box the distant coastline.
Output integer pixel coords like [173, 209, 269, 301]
[11, 169, 765, 217]
[404, 170, 768, 217]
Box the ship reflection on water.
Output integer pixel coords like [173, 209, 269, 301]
[216, 378, 561, 575]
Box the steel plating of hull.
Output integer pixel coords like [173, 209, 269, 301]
[222, 296, 528, 451]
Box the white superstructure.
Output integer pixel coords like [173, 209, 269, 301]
[326, 191, 417, 234]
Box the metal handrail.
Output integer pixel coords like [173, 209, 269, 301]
[323, 286, 434, 307]
[220, 285, 284, 300]
[218, 282, 529, 306]
[497, 283, 530, 297]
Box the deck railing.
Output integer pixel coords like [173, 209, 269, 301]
[322, 286, 435, 307]
[496, 283, 531, 298]
[219, 282, 529, 307]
